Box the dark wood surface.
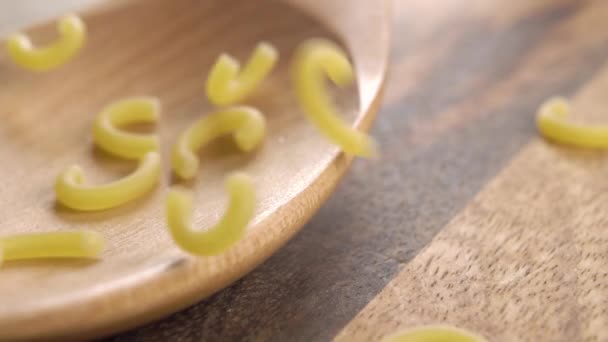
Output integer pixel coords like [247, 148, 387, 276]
[106, 0, 608, 340]
[4, 0, 608, 340]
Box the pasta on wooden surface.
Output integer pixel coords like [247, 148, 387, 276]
[93, 97, 161, 160]
[292, 38, 376, 157]
[6, 14, 86, 71]
[206, 42, 278, 106]
[172, 106, 266, 180]
[166, 172, 255, 256]
[382, 326, 487, 342]
[55, 152, 161, 211]
[537, 97, 608, 148]
[0, 231, 105, 264]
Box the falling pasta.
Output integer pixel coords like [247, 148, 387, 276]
[55, 151, 161, 211]
[166, 172, 255, 256]
[6, 13, 86, 71]
[0, 231, 105, 264]
[93, 97, 161, 160]
[169, 107, 263, 254]
[382, 325, 487, 342]
[292, 38, 377, 157]
[206, 42, 278, 106]
[537, 97, 608, 148]
[172, 106, 266, 180]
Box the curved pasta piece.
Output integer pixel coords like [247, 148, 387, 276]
[206, 42, 278, 105]
[292, 38, 377, 157]
[382, 326, 487, 342]
[55, 152, 161, 211]
[537, 97, 608, 148]
[166, 172, 255, 256]
[6, 14, 86, 71]
[0, 231, 105, 263]
[93, 97, 160, 159]
[172, 106, 266, 180]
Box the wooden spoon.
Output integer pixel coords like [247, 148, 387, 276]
[0, 0, 390, 340]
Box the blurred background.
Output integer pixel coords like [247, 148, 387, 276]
[0, 1, 98, 34]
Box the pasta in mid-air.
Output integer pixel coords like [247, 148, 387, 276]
[6, 14, 86, 71]
[167, 107, 264, 255]
[170, 62, 269, 255]
[292, 38, 377, 157]
[93, 97, 161, 160]
[0, 231, 105, 265]
[172, 106, 266, 180]
[537, 97, 608, 148]
[206, 42, 278, 106]
[166, 172, 255, 256]
[55, 152, 161, 211]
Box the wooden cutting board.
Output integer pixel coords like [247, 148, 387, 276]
[3, 0, 608, 341]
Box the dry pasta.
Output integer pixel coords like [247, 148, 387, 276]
[55, 152, 161, 211]
[93, 97, 160, 160]
[172, 106, 266, 180]
[6, 14, 86, 71]
[206, 42, 278, 106]
[0, 231, 104, 263]
[166, 172, 255, 256]
[537, 97, 608, 148]
[382, 326, 487, 342]
[292, 38, 377, 157]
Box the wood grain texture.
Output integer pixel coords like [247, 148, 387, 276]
[0, 0, 388, 340]
[107, 0, 608, 341]
[337, 61, 608, 342]
[5, 0, 608, 340]
[106, 0, 608, 341]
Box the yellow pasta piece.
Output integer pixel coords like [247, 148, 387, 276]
[206, 42, 278, 106]
[93, 97, 160, 159]
[382, 326, 487, 342]
[537, 97, 608, 148]
[166, 172, 255, 256]
[0, 231, 104, 263]
[55, 152, 161, 211]
[172, 106, 266, 180]
[292, 38, 377, 157]
[6, 14, 86, 71]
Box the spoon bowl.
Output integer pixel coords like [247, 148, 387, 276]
[0, 0, 390, 339]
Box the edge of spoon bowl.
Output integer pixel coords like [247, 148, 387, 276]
[0, 0, 391, 339]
